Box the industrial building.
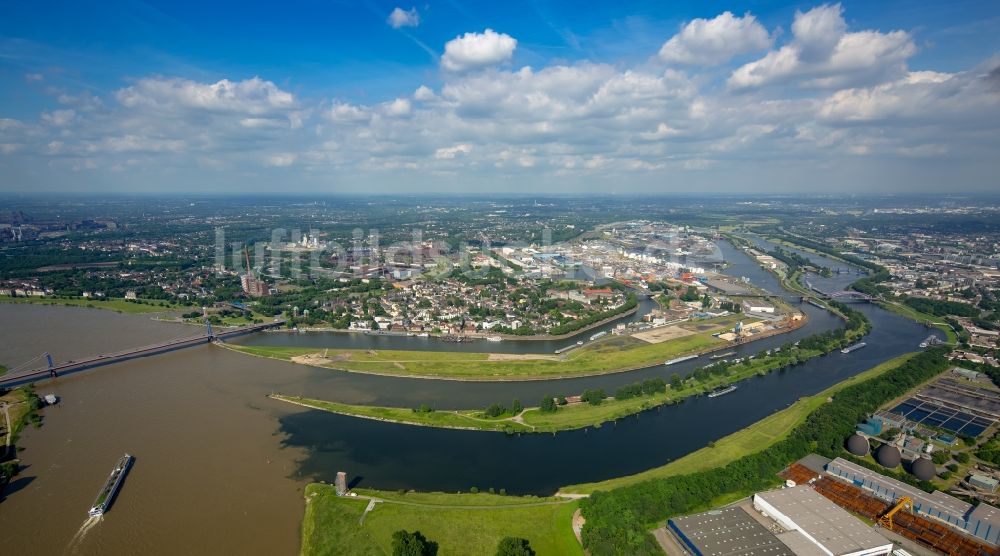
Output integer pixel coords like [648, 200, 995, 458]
[668, 506, 796, 555]
[753, 486, 894, 556]
[826, 457, 1000, 546]
[971, 474, 1000, 492]
[668, 481, 895, 556]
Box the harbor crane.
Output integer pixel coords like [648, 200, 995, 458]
[878, 496, 914, 530]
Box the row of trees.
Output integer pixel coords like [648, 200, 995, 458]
[484, 399, 524, 418]
[614, 378, 667, 401]
[578, 348, 952, 555]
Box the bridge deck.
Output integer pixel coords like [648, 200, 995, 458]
[0, 320, 284, 388]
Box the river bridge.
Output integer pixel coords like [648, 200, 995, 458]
[0, 320, 284, 388]
[801, 280, 875, 303]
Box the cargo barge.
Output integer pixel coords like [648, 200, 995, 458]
[707, 384, 737, 398]
[664, 354, 699, 366]
[841, 342, 867, 354]
[88, 454, 133, 517]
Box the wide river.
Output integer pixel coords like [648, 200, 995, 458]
[0, 240, 940, 554]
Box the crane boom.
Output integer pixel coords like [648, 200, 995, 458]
[878, 496, 913, 530]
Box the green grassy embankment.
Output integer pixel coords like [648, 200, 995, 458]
[0, 295, 184, 314]
[273, 395, 533, 432]
[300, 485, 581, 556]
[270, 333, 850, 434]
[559, 352, 919, 494]
[228, 314, 757, 380]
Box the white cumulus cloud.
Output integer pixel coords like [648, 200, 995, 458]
[387, 7, 419, 29]
[435, 144, 472, 159]
[729, 4, 915, 90]
[441, 29, 517, 72]
[659, 11, 771, 65]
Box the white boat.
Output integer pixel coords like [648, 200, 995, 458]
[416, 333, 429, 338]
[841, 342, 867, 354]
[665, 354, 699, 366]
[486, 336, 502, 342]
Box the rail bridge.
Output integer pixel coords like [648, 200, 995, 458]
[0, 320, 284, 389]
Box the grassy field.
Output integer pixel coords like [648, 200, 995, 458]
[300, 484, 581, 556]
[558, 352, 919, 494]
[228, 314, 758, 380]
[0, 295, 185, 314]
[273, 395, 533, 432]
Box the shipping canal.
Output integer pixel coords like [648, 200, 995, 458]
[0, 240, 941, 554]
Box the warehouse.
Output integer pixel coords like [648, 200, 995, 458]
[826, 457, 1000, 546]
[753, 485, 893, 556]
[668, 505, 795, 556]
[667, 506, 795, 556]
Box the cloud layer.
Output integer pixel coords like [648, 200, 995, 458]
[1, 4, 998, 193]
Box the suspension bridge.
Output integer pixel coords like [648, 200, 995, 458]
[0, 320, 284, 389]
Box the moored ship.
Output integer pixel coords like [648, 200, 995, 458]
[707, 384, 737, 398]
[665, 354, 699, 366]
[841, 342, 867, 354]
[88, 454, 133, 517]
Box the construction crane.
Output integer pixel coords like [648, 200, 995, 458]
[878, 496, 913, 530]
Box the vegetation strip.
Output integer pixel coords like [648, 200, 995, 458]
[0, 295, 184, 314]
[270, 304, 868, 434]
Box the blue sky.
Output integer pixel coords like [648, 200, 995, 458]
[1, 0, 998, 193]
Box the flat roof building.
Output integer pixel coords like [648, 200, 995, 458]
[668, 506, 795, 556]
[753, 485, 893, 556]
[970, 474, 1000, 492]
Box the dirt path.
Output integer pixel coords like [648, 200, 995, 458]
[351, 494, 574, 510]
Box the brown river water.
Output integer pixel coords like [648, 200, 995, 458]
[0, 305, 308, 555]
